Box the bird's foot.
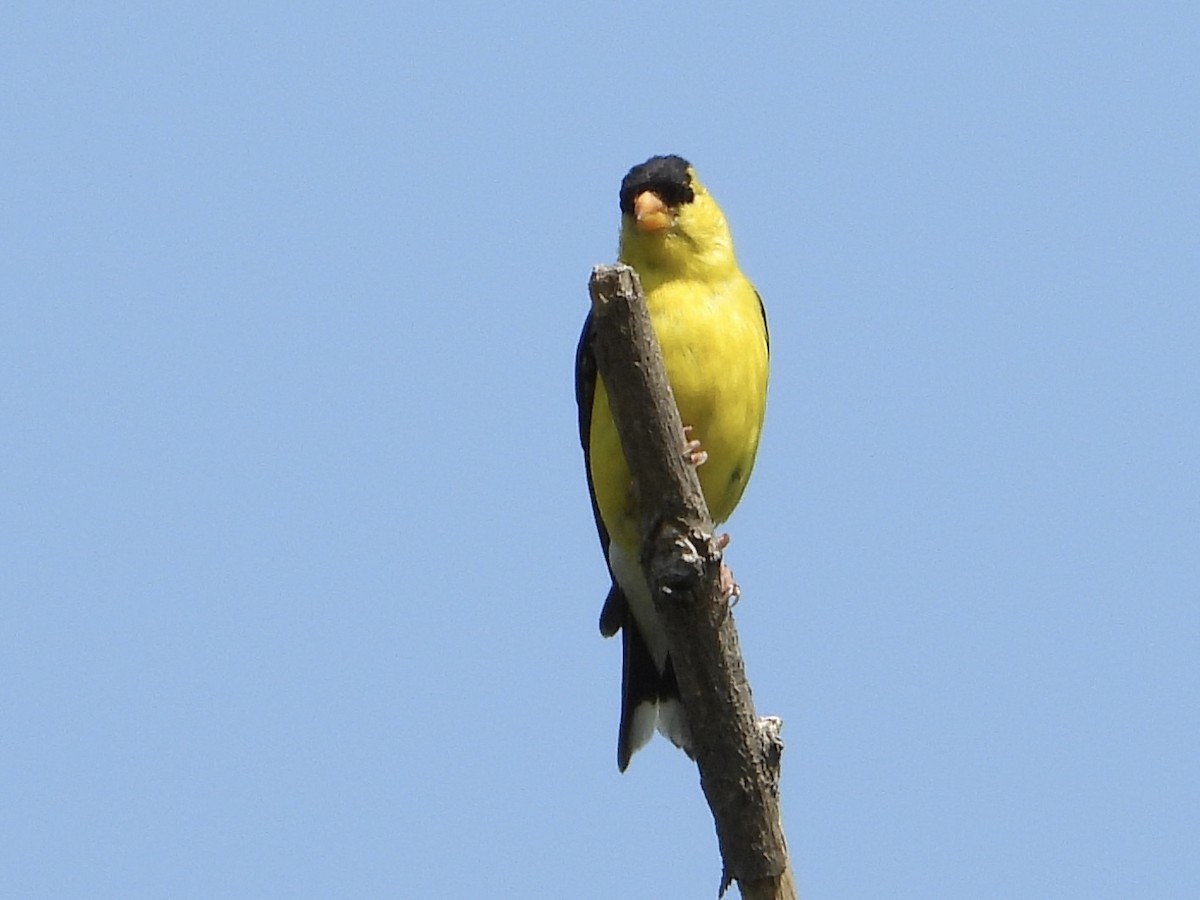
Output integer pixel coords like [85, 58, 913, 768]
[714, 533, 740, 604]
[720, 562, 741, 606]
[682, 425, 708, 468]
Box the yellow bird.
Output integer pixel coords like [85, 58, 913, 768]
[575, 155, 769, 770]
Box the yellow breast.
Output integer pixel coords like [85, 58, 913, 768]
[588, 273, 768, 551]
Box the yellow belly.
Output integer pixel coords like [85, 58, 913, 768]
[588, 275, 768, 552]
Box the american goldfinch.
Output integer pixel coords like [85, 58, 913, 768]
[576, 155, 769, 770]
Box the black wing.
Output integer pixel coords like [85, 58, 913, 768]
[756, 287, 770, 354]
[576, 309, 683, 771]
[575, 313, 626, 636]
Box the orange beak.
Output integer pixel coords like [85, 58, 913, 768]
[632, 191, 671, 232]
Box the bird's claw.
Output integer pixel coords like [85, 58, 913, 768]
[715, 533, 738, 602]
[682, 425, 708, 468]
[720, 562, 741, 606]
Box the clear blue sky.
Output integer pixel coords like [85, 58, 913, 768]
[3, 3, 1197, 897]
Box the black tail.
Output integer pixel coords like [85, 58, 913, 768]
[617, 611, 662, 771]
[603, 585, 690, 771]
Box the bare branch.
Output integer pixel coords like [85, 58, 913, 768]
[587, 264, 796, 900]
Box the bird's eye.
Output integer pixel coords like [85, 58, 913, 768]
[654, 181, 694, 208]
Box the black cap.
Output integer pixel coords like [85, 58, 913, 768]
[619, 155, 695, 215]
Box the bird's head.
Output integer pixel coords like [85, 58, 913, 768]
[617, 155, 738, 282]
